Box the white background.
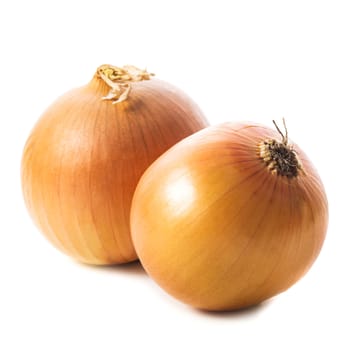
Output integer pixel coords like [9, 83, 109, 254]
[1, 0, 349, 349]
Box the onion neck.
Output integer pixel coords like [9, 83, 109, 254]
[95, 64, 154, 104]
[258, 120, 303, 178]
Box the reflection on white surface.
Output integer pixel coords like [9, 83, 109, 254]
[165, 173, 195, 216]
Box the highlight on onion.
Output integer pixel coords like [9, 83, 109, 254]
[130, 120, 328, 311]
[21, 64, 208, 265]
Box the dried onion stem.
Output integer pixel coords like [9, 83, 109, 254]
[96, 64, 154, 104]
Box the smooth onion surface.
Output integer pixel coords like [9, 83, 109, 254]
[131, 122, 328, 310]
[21, 67, 208, 264]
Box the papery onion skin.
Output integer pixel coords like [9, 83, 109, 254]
[130, 122, 328, 310]
[21, 65, 208, 265]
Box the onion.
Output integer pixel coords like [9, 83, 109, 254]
[21, 64, 208, 265]
[130, 121, 328, 310]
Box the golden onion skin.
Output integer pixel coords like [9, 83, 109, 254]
[130, 122, 328, 310]
[21, 68, 208, 265]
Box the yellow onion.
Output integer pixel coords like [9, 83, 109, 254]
[131, 121, 328, 310]
[21, 64, 208, 265]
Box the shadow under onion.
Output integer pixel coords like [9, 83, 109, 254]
[77, 259, 146, 276]
[194, 298, 274, 319]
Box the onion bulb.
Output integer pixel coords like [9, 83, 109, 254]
[21, 64, 208, 265]
[131, 121, 328, 310]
